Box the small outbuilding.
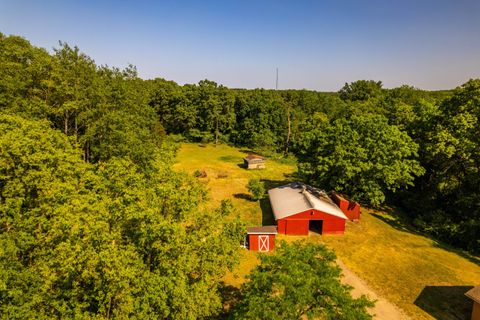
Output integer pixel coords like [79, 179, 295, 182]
[268, 182, 347, 236]
[247, 226, 277, 252]
[466, 286, 480, 320]
[331, 193, 361, 221]
[243, 154, 266, 169]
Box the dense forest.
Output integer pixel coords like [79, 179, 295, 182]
[1, 33, 479, 318]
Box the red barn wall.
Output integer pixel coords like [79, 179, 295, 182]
[471, 301, 480, 320]
[286, 220, 309, 235]
[332, 194, 361, 220]
[248, 234, 275, 252]
[277, 209, 345, 235]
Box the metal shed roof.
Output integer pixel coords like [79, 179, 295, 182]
[268, 182, 347, 220]
[244, 154, 265, 162]
[247, 226, 278, 234]
[466, 286, 480, 304]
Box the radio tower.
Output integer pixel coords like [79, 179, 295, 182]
[275, 68, 279, 90]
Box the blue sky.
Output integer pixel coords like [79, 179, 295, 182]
[1, 0, 479, 90]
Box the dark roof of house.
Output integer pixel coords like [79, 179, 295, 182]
[466, 286, 480, 304]
[244, 154, 265, 162]
[247, 226, 278, 234]
[268, 182, 347, 220]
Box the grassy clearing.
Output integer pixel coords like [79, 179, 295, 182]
[172, 142, 295, 225]
[173, 142, 480, 320]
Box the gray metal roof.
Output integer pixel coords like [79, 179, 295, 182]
[247, 226, 278, 234]
[268, 182, 347, 220]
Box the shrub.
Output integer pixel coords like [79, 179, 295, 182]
[247, 179, 265, 201]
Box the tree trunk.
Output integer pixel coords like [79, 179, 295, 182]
[64, 110, 69, 135]
[74, 112, 78, 144]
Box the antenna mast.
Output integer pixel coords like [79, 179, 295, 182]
[275, 67, 279, 90]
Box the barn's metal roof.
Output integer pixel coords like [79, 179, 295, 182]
[466, 286, 480, 304]
[268, 182, 347, 220]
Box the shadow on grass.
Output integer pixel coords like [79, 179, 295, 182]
[238, 149, 256, 154]
[369, 210, 480, 267]
[260, 178, 293, 191]
[414, 286, 473, 320]
[219, 155, 242, 163]
[283, 171, 304, 181]
[433, 242, 480, 268]
[260, 198, 275, 226]
[216, 282, 242, 319]
[233, 193, 251, 201]
[258, 178, 297, 226]
[236, 163, 246, 169]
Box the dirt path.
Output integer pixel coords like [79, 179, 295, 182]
[337, 259, 410, 320]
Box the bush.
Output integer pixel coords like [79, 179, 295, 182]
[194, 169, 207, 178]
[247, 179, 265, 201]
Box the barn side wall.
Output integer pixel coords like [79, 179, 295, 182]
[332, 194, 361, 220]
[277, 209, 346, 235]
[472, 301, 480, 320]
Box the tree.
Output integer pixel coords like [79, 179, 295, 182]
[338, 80, 383, 102]
[230, 241, 373, 320]
[400, 79, 480, 252]
[193, 80, 235, 145]
[0, 33, 55, 117]
[0, 114, 244, 318]
[295, 113, 424, 206]
[247, 179, 265, 201]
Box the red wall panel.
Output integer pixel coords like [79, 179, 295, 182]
[286, 220, 309, 235]
[277, 209, 346, 235]
[249, 234, 259, 251]
[323, 219, 345, 234]
[332, 194, 361, 220]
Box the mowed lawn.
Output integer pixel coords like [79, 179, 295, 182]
[173, 143, 480, 320]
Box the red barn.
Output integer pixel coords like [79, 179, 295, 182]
[268, 182, 347, 236]
[247, 226, 277, 252]
[332, 193, 361, 221]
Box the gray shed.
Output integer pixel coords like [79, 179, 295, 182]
[243, 154, 266, 169]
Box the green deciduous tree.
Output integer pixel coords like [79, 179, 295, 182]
[0, 114, 243, 318]
[296, 113, 424, 205]
[338, 80, 383, 102]
[230, 241, 373, 320]
[400, 79, 480, 252]
[247, 179, 265, 201]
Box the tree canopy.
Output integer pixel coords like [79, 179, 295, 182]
[295, 113, 424, 205]
[231, 241, 373, 320]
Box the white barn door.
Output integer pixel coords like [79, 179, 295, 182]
[258, 235, 269, 252]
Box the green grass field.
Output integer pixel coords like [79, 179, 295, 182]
[173, 143, 480, 320]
